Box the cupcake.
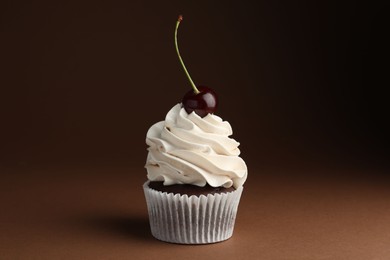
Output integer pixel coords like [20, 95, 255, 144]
[143, 15, 248, 244]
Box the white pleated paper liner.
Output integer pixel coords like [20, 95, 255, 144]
[143, 181, 243, 244]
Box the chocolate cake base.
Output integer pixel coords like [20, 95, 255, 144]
[148, 181, 235, 196]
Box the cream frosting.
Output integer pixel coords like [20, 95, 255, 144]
[145, 104, 247, 189]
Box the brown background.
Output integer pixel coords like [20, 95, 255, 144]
[1, 0, 389, 259]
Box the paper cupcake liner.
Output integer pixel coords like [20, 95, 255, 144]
[143, 181, 243, 244]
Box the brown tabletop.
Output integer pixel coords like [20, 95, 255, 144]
[1, 163, 389, 260]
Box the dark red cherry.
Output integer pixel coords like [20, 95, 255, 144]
[182, 86, 218, 117]
[175, 17, 217, 117]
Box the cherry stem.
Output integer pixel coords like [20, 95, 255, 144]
[175, 15, 200, 94]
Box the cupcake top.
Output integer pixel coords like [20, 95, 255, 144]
[145, 104, 247, 189]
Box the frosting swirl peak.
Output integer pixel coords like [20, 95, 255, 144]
[145, 104, 247, 189]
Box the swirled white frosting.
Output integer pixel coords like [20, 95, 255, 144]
[145, 104, 247, 189]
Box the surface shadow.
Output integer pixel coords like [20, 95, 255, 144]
[76, 213, 155, 242]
